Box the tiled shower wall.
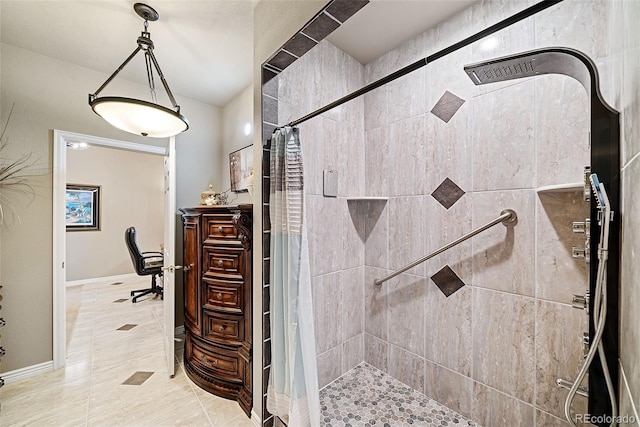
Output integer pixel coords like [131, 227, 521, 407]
[361, 0, 640, 425]
[619, 0, 640, 424]
[275, 40, 368, 390]
[362, 1, 595, 425]
[263, 0, 639, 425]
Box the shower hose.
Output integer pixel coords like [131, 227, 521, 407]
[564, 174, 618, 427]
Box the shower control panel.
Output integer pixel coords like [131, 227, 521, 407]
[583, 166, 592, 201]
[572, 292, 590, 312]
[572, 218, 591, 264]
[572, 246, 587, 259]
[573, 221, 587, 234]
[582, 332, 590, 358]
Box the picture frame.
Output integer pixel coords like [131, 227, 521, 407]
[229, 145, 253, 192]
[66, 184, 101, 231]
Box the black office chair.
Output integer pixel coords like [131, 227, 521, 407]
[125, 226, 164, 303]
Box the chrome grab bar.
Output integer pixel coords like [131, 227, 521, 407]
[374, 209, 518, 286]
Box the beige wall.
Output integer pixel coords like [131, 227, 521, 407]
[0, 42, 222, 372]
[66, 145, 164, 282]
[221, 84, 253, 206]
[173, 71, 223, 329]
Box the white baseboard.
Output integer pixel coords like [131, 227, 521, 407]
[1, 361, 54, 384]
[251, 410, 261, 426]
[66, 273, 138, 287]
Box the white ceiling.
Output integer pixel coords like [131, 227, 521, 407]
[0, 0, 254, 108]
[0, 1, 477, 109]
[327, 0, 477, 65]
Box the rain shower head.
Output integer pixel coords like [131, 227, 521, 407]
[463, 47, 593, 92]
[465, 54, 538, 84]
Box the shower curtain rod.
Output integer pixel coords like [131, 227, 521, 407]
[374, 209, 518, 287]
[278, 0, 563, 129]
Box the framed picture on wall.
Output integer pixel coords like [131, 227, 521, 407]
[66, 184, 101, 231]
[229, 145, 253, 192]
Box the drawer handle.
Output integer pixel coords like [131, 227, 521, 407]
[217, 260, 224, 267]
[217, 325, 225, 332]
[217, 226, 223, 233]
[201, 354, 218, 366]
[217, 292, 223, 300]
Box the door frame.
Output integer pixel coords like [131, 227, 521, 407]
[52, 130, 166, 369]
[162, 137, 176, 377]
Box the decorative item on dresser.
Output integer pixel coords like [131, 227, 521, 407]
[179, 204, 253, 417]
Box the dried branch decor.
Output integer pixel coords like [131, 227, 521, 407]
[0, 105, 39, 226]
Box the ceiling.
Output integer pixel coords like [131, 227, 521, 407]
[0, 0, 254, 107]
[328, 0, 477, 64]
[0, 0, 477, 108]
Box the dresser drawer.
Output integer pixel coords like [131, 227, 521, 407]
[203, 214, 237, 244]
[190, 338, 240, 381]
[203, 311, 244, 346]
[203, 247, 245, 281]
[203, 279, 243, 314]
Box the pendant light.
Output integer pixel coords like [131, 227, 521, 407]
[88, 3, 189, 138]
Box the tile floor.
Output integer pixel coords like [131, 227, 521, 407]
[319, 364, 478, 427]
[0, 276, 254, 427]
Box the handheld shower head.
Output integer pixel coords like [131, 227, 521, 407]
[589, 173, 610, 212]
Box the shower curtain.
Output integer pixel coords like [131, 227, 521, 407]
[266, 127, 320, 427]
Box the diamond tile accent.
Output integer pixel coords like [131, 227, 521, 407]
[113, 298, 128, 303]
[431, 265, 466, 297]
[117, 324, 137, 331]
[122, 371, 153, 386]
[431, 177, 465, 209]
[319, 363, 478, 426]
[430, 90, 466, 123]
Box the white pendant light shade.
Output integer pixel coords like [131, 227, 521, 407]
[89, 3, 188, 139]
[91, 97, 189, 138]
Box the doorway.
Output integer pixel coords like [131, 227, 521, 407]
[52, 130, 166, 369]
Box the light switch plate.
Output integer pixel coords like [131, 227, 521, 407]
[323, 169, 338, 197]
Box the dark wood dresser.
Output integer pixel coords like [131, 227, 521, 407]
[180, 204, 253, 416]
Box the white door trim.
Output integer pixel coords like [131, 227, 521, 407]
[52, 130, 166, 369]
[162, 136, 176, 377]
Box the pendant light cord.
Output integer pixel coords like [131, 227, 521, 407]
[142, 19, 158, 104]
[145, 52, 157, 103]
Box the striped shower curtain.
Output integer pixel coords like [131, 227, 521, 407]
[266, 127, 320, 427]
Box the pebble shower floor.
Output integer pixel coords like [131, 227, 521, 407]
[319, 363, 479, 427]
